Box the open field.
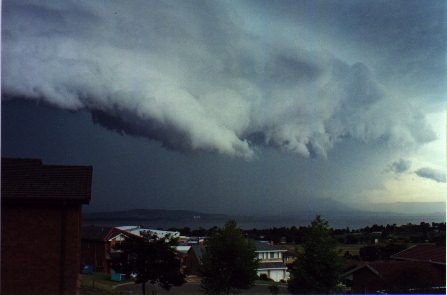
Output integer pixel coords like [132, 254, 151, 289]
[283, 243, 366, 256]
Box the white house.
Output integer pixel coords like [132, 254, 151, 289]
[255, 241, 289, 282]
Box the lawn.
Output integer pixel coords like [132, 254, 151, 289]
[81, 272, 133, 293]
[255, 280, 288, 287]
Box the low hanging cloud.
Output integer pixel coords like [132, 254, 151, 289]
[415, 167, 446, 183]
[2, 1, 437, 159]
[388, 159, 412, 174]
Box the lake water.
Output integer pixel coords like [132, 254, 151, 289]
[83, 213, 445, 230]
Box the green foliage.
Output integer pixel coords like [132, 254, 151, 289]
[112, 234, 185, 294]
[200, 220, 258, 295]
[288, 215, 342, 294]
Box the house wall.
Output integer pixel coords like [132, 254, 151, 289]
[80, 240, 110, 273]
[351, 268, 385, 294]
[185, 249, 202, 275]
[1, 203, 83, 295]
[257, 269, 289, 282]
[257, 251, 283, 260]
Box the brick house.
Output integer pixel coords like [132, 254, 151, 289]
[81, 226, 141, 273]
[1, 158, 92, 295]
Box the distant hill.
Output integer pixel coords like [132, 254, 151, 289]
[83, 208, 228, 222]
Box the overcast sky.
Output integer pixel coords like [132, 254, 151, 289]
[2, 0, 445, 214]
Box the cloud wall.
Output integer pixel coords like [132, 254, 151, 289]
[2, 0, 436, 158]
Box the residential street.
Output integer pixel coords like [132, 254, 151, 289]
[115, 282, 290, 295]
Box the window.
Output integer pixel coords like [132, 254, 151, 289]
[270, 252, 274, 259]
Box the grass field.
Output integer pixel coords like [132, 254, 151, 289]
[283, 243, 366, 256]
[81, 272, 132, 293]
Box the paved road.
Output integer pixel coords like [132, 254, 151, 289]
[116, 282, 290, 295]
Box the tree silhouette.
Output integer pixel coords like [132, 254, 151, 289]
[112, 233, 185, 295]
[288, 215, 342, 294]
[200, 220, 258, 295]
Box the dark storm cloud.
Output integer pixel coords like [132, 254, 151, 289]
[388, 159, 411, 174]
[2, 0, 439, 159]
[247, 0, 446, 104]
[415, 167, 446, 183]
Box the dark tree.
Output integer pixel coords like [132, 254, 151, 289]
[200, 220, 258, 295]
[288, 215, 342, 294]
[113, 234, 185, 295]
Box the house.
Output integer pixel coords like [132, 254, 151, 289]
[81, 226, 141, 273]
[184, 241, 290, 281]
[185, 244, 206, 275]
[342, 260, 445, 294]
[116, 225, 180, 240]
[342, 244, 446, 293]
[174, 245, 191, 274]
[1, 158, 92, 295]
[255, 241, 289, 282]
[390, 244, 445, 265]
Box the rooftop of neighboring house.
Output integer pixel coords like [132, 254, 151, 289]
[390, 244, 446, 265]
[343, 260, 445, 287]
[175, 245, 191, 254]
[255, 241, 287, 252]
[190, 244, 207, 264]
[2, 157, 92, 204]
[82, 225, 140, 242]
[115, 225, 180, 239]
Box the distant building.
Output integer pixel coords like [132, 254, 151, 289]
[116, 225, 180, 240]
[1, 158, 92, 295]
[255, 241, 289, 282]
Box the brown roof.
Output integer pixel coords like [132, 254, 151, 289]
[2, 158, 92, 204]
[390, 244, 446, 265]
[344, 260, 445, 287]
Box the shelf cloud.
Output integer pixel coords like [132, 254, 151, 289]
[2, 0, 437, 159]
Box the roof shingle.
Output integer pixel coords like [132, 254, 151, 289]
[255, 241, 287, 252]
[2, 158, 92, 204]
[391, 244, 445, 265]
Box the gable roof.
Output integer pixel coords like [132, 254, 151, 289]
[2, 158, 92, 204]
[255, 241, 287, 252]
[82, 226, 141, 242]
[390, 244, 445, 265]
[342, 260, 445, 287]
[190, 244, 206, 264]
